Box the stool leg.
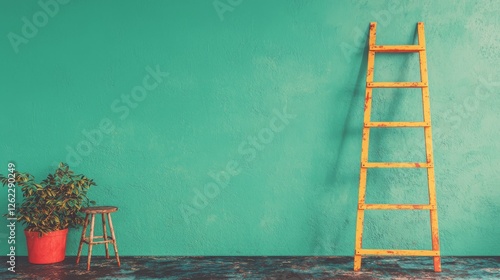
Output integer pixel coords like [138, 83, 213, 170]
[87, 214, 95, 271]
[76, 213, 89, 264]
[102, 213, 110, 259]
[107, 213, 121, 267]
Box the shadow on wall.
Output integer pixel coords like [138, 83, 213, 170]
[311, 30, 369, 255]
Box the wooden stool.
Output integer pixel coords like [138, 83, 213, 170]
[76, 206, 120, 270]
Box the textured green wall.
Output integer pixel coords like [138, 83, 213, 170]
[1, 0, 499, 257]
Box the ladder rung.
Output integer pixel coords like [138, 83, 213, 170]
[365, 122, 429, 128]
[367, 82, 427, 88]
[370, 45, 424, 52]
[362, 162, 432, 168]
[357, 249, 440, 257]
[361, 204, 436, 210]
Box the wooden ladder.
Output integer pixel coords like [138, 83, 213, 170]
[353, 22, 441, 272]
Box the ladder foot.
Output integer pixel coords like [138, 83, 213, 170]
[433, 256, 442, 272]
[354, 255, 362, 271]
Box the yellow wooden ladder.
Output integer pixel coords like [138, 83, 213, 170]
[353, 22, 441, 272]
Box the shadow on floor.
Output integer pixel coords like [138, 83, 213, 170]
[1, 256, 499, 279]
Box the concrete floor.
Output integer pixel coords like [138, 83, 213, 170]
[0, 256, 499, 279]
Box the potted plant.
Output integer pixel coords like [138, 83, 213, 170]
[0, 162, 96, 264]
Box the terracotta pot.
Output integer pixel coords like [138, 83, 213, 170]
[25, 228, 68, 264]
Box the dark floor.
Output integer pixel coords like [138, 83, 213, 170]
[1, 256, 499, 279]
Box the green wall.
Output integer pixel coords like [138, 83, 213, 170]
[1, 0, 499, 256]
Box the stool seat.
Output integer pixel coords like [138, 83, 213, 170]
[81, 206, 118, 214]
[76, 205, 120, 270]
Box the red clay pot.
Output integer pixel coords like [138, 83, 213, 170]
[25, 228, 68, 264]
